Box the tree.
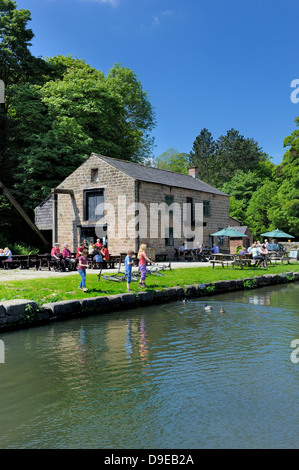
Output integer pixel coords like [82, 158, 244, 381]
[246, 181, 279, 238]
[154, 148, 189, 174]
[269, 117, 299, 236]
[213, 129, 266, 187]
[189, 128, 216, 184]
[0, 0, 51, 183]
[105, 63, 156, 162]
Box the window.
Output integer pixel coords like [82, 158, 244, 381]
[165, 195, 174, 206]
[186, 197, 194, 225]
[91, 168, 99, 182]
[84, 190, 104, 221]
[203, 200, 210, 217]
[165, 227, 174, 246]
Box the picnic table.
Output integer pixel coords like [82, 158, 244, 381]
[267, 252, 289, 265]
[210, 253, 236, 268]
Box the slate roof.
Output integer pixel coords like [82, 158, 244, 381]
[93, 153, 228, 197]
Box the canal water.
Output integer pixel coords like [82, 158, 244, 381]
[1, 283, 299, 449]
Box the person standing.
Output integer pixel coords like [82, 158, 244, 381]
[78, 249, 89, 292]
[137, 244, 154, 288]
[125, 250, 134, 292]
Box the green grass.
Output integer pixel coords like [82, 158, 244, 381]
[0, 262, 298, 306]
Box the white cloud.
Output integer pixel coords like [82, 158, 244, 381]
[152, 15, 161, 26]
[79, 0, 119, 6]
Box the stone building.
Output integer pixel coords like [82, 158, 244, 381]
[229, 216, 253, 253]
[35, 153, 230, 258]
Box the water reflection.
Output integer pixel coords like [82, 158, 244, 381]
[248, 293, 271, 305]
[1, 283, 299, 449]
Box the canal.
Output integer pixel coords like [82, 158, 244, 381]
[1, 282, 299, 449]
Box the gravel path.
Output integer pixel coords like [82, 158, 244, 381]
[0, 261, 211, 281]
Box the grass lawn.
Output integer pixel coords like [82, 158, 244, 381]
[0, 262, 298, 306]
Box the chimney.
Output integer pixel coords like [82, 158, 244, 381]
[188, 166, 198, 178]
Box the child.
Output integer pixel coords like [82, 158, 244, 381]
[78, 249, 89, 292]
[137, 244, 155, 288]
[125, 250, 134, 291]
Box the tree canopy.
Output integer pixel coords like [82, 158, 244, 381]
[0, 1, 156, 244]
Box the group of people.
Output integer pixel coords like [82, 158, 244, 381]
[178, 242, 219, 261]
[50, 239, 110, 272]
[125, 243, 154, 291]
[239, 239, 269, 267]
[0, 247, 12, 259]
[0, 247, 12, 267]
[50, 238, 111, 292]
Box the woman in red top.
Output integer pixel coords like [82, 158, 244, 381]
[101, 245, 110, 261]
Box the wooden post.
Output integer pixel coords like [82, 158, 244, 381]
[0, 181, 49, 247]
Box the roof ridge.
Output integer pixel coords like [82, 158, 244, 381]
[93, 152, 220, 184]
[91, 153, 228, 196]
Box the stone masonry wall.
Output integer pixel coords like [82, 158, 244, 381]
[56, 155, 136, 254]
[138, 182, 230, 258]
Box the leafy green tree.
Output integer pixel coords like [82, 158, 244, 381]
[213, 129, 266, 187]
[246, 180, 279, 237]
[189, 128, 216, 184]
[105, 63, 156, 161]
[154, 148, 189, 174]
[0, 0, 51, 182]
[269, 117, 299, 236]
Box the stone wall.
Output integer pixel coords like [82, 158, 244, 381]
[55, 155, 136, 253]
[35, 195, 53, 231]
[136, 181, 230, 258]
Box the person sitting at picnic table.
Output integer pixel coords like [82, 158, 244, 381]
[101, 245, 110, 267]
[94, 238, 103, 249]
[93, 245, 103, 268]
[195, 243, 203, 261]
[3, 247, 12, 259]
[178, 243, 186, 257]
[237, 245, 248, 258]
[2, 247, 12, 268]
[251, 243, 267, 268]
[51, 243, 65, 271]
[62, 243, 76, 271]
[76, 242, 85, 259]
[211, 243, 219, 254]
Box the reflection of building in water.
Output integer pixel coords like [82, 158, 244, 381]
[249, 294, 271, 306]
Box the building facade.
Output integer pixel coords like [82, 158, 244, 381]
[35, 153, 230, 258]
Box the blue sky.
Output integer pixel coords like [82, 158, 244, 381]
[19, 0, 299, 165]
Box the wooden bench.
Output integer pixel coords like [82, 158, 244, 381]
[232, 256, 254, 269]
[268, 254, 289, 265]
[2, 255, 31, 269]
[210, 254, 235, 268]
[156, 253, 168, 262]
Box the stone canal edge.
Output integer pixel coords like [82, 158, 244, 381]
[0, 271, 298, 333]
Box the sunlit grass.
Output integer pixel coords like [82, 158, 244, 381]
[0, 263, 298, 305]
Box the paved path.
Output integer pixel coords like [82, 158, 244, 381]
[0, 261, 212, 281]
